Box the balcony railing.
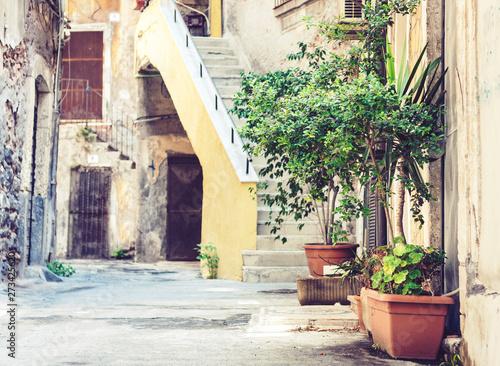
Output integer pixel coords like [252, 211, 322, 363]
[60, 78, 136, 164]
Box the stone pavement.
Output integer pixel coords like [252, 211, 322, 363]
[1, 260, 443, 365]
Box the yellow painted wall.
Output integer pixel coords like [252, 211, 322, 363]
[136, 1, 257, 280]
[210, 0, 222, 37]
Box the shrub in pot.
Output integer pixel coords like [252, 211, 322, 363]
[232, 58, 365, 271]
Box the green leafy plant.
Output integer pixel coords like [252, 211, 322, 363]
[77, 126, 96, 143]
[111, 247, 132, 260]
[46, 259, 76, 277]
[440, 354, 462, 366]
[232, 0, 446, 248]
[370, 242, 446, 295]
[196, 243, 219, 279]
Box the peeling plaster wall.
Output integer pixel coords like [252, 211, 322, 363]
[65, 0, 141, 115]
[444, 1, 500, 364]
[1, 1, 60, 279]
[57, 1, 141, 259]
[56, 125, 138, 258]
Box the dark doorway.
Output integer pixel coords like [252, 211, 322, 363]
[61, 31, 103, 120]
[166, 156, 203, 260]
[68, 167, 112, 258]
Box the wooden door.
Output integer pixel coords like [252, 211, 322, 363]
[68, 167, 111, 258]
[167, 156, 203, 260]
[61, 31, 103, 120]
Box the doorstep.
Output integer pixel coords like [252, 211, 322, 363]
[247, 303, 359, 332]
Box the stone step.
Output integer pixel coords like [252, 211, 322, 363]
[257, 234, 323, 250]
[216, 85, 241, 99]
[211, 75, 242, 87]
[197, 46, 235, 57]
[206, 65, 246, 77]
[242, 266, 310, 283]
[257, 220, 321, 236]
[242, 250, 307, 267]
[193, 36, 231, 48]
[203, 55, 241, 66]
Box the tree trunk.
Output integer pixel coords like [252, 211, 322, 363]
[394, 160, 407, 243]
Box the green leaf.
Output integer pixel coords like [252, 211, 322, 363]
[393, 244, 411, 256]
[409, 269, 421, 279]
[393, 270, 408, 284]
[408, 252, 423, 264]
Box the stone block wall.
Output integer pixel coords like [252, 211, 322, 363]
[0, 1, 61, 280]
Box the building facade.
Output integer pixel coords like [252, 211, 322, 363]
[1, 0, 65, 279]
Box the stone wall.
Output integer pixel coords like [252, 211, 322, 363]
[1, 1, 61, 279]
[135, 75, 194, 262]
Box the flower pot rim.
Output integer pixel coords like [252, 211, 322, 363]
[303, 243, 359, 249]
[363, 287, 455, 305]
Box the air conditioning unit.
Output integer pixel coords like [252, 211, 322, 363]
[340, 0, 364, 23]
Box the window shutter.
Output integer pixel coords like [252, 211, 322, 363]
[341, 0, 364, 22]
[364, 179, 387, 249]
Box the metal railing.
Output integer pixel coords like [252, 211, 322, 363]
[160, 0, 256, 180]
[60, 78, 136, 164]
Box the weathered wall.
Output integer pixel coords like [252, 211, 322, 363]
[56, 125, 138, 258]
[1, 1, 61, 279]
[56, 0, 141, 259]
[224, 0, 344, 74]
[445, 1, 500, 364]
[135, 76, 195, 261]
[65, 0, 141, 115]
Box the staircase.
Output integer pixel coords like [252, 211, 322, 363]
[60, 78, 137, 167]
[194, 37, 321, 283]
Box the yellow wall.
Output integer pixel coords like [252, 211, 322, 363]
[136, 1, 257, 280]
[210, 0, 222, 37]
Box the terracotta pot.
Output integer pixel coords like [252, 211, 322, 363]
[360, 287, 372, 336]
[353, 295, 366, 333]
[296, 276, 361, 306]
[302, 243, 359, 277]
[365, 288, 455, 360]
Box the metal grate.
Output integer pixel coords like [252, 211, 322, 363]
[68, 167, 112, 259]
[344, 0, 363, 19]
[274, 0, 292, 8]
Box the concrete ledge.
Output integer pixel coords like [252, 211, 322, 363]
[248, 303, 359, 332]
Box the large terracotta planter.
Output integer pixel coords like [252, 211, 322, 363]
[353, 295, 366, 333]
[365, 288, 455, 360]
[302, 243, 359, 277]
[297, 276, 361, 305]
[360, 287, 372, 336]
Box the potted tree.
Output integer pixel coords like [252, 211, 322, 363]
[232, 63, 363, 277]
